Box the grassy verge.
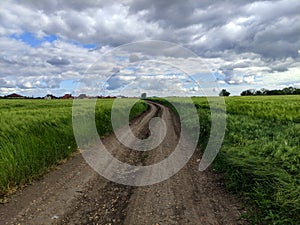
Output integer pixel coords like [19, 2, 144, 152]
[151, 96, 300, 224]
[0, 99, 148, 196]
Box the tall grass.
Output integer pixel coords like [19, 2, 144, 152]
[0, 99, 147, 196]
[196, 96, 300, 224]
[153, 95, 300, 224]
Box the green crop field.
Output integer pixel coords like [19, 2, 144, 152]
[1, 96, 299, 224]
[0, 99, 147, 196]
[154, 95, 300, 224]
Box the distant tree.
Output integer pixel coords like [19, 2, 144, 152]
[141, 93, 147, 98]
[240, 87, 300, 96]
[255, 90, 263, 95]
[219, 89, 230, 97]
[294, 88, 300, 95]
[78, 93, 87, 99]
[283, 87, 296, 95]
[261, 88, 269, 95]
[265, 89, 284, 95]
[241, 89, 256, 96]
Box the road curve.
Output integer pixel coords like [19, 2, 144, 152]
[0, 102, 247, 225]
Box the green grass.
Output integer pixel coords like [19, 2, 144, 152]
[152, 95, 300, 224]
[0, 99, 147, 196]
[213, 96, 300, 224]
[2, 96, 299, 223]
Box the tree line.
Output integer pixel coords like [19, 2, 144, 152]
[241, 87, 300, 96]
[218, 87, 300, 97]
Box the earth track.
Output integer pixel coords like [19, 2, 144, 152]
[0, 102, 247, 225]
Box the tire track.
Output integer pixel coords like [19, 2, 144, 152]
[0, 102, 247, 225]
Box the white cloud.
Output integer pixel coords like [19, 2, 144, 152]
[0, 0, 299, 96]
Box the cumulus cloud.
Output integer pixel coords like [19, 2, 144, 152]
[47, 57, 71, 66]
[0, 0, 299, 96]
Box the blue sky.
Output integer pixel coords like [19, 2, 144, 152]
[10, 32, 58, 47]
[0, 0, 299, 97]
[10, 32, 97, 49]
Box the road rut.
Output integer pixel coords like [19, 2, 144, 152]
[0, 102, 247, 225]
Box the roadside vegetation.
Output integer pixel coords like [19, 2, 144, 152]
[153, 95, 300, 224]
[0, 99, 147, 196]
[1, 95, 299, 224]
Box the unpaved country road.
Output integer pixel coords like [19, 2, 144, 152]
[0, 102, 247, 225]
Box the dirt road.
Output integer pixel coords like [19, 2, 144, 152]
[0, 102, 247, 225]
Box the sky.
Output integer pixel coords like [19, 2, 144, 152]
[0, 0, 299, 97]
